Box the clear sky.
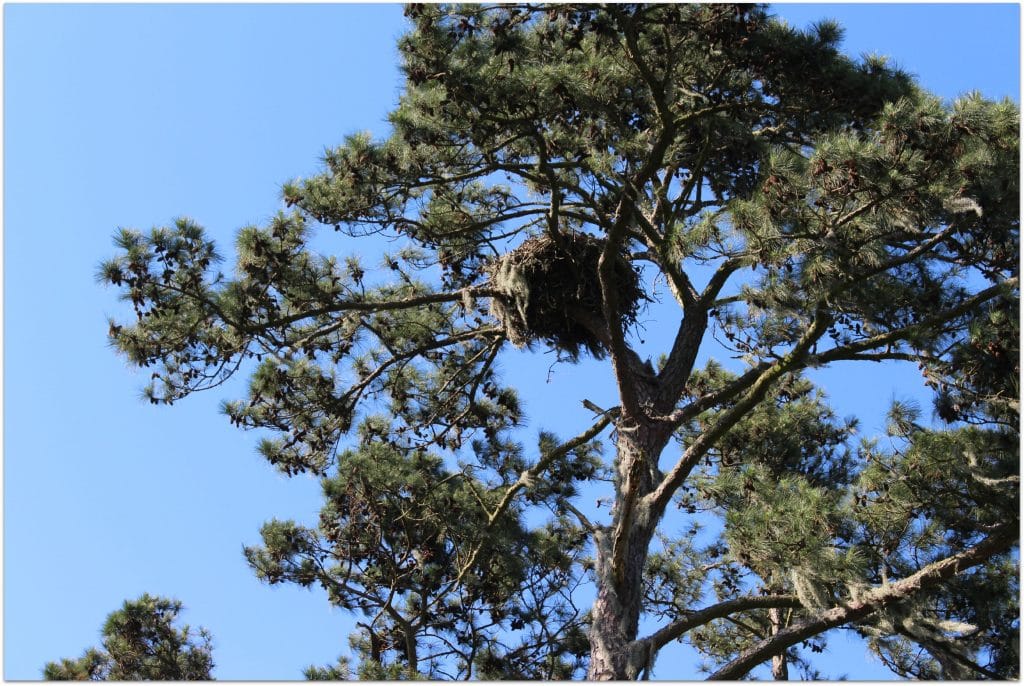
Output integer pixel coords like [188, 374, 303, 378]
[3, 3, 1019, 680]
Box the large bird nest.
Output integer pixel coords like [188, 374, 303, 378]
[487, 234, 643, 360]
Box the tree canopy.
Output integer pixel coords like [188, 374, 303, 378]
[43, 595, 214, 680]
[101, 4, 1018, 680]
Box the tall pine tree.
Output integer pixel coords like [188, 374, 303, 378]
[101, 4, 1018, 679]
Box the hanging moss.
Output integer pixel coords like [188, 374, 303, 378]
[487, 234, 643, 360]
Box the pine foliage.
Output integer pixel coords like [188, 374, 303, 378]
[43, 595, 214, 681]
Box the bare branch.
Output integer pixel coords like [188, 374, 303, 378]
[443, 412, 615, 597]
[489, 413, 615, 526]
[655, 309, 708, 414]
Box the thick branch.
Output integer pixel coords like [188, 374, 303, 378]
[707, 523, 1018, 680]
[647, 307, 831, 517]
[654, 309, 707, 414]
[700, 257, 746, 306]
[643, 595, 802, 653]
[599, 185, 645, 419]
[667, 360, 772, 428]
[598, 92, 682, 419]
[652, 256, 745, 413]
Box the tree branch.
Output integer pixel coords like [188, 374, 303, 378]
[652, 254, 745, 415]
[443, 412, 615, 597]
[810, 278, 1018, 366]
[598, 183, 646, 420]
[707, 523, 1018, 680]
[647, 307, 832, 517]
[489, 413, 615, 526]
[654, 309, 708, 414]
[598, 88, 683, 419]
[265, 286, 503, 329]
[643, 594, 803, 653]
[655, 277, 1017, 507]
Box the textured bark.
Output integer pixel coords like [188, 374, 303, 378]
[587, 423, 667, 680]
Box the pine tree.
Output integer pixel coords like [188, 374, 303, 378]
[43, 595, 214, 680]
[100, 4, 1018, 679]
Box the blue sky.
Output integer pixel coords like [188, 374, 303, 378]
[3, 3, 1019, 680]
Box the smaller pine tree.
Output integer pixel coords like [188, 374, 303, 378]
[43, 594, 214, 681]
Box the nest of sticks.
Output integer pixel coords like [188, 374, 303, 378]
[487, 234, 643, 360]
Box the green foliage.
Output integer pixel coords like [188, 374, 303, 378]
[43, 650, 110, 682]
[302, 656, 351, 681]
[100, 3, 1018, 680]
[929, 294, 1019, 426]
[851, 417, 1019, 678]
[659, 357, 1018, 677]
[243, 427, 590, 679]
[43, 595, 214, 681]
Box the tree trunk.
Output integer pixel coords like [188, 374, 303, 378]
[587, 530, 649, 680]
[769, 607, 789, 680]
[587, 422, 666, 680]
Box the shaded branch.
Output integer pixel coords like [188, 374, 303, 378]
[599, 105, 680, 420]
[810, 278, 1018, 366]
[655, 309, 708, 414]
[650, 255, 747, 414]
